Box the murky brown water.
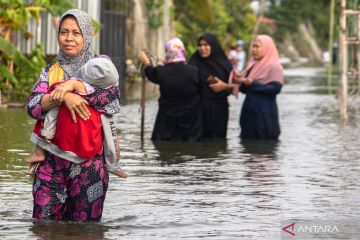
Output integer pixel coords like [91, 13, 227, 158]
[1, 67, 359, 239]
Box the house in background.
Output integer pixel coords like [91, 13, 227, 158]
[15, 0, 173, 101]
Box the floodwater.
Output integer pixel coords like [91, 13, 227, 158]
[1, 67, 360, 239]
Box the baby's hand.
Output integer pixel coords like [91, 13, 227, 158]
[50, 80, 75, 103]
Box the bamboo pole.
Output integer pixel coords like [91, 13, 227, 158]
[139, 50, 158, 142]
[357, 13, 360, 92]
[339, 0, 348, 122]
[140, 68, 147, 142]
[354, 1, 359, 95]
[327, 0, 335, 94]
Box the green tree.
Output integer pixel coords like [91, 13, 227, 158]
[223, 0, 256, 46]
[145, 0, 164, 29]
[173, 0, 256, 56]
[267, 0, 340, 49]
[0, 0, 74, 102]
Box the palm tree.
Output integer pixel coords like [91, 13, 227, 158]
[0, 0, 74, 101]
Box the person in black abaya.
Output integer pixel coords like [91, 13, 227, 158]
[139, 37, 203, 141]
[189, 33, 234, 139]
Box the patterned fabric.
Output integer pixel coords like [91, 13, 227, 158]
[27, 64, 53, 120]
[48, 63, 65, 86]
[87, 87, 121, 114]
[57, 9, 94, 78]
[164, 37, 186, 64]
[26, 60, 120, 222]
[26, 62, 121, 120]
[32, 152, 109, 221]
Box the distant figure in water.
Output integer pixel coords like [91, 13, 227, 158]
[139, 37, 203, 141]
[234, 34, 284, 139]
[235, 40, 247, 72]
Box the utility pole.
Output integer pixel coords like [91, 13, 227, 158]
[339, 0, 348, 122]
[327, 0, 335, 94]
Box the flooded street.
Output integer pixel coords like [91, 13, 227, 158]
[1, 67, 360, 239]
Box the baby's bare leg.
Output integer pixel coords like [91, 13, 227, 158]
[112, 169, 128, 178]
[26, 145, 45, 163]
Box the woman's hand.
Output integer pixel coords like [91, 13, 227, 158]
[244, 77, 253, 86]
[139, 51, 150, 65]
[40, 94, 61, 112]
[50, 80, 75, 104]
[209, 77, 233, 92]
[233, 71, 245, 84]
[63, 92, 90, 123]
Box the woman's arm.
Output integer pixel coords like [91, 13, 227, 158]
[144, 66, 160, 84]
[41, 94, 60, 112]
[139, 51, 160, 84]
[46, 79, 90, 123]
[52, 78, 119, 121]
[26, 66, 55, 119]
[239, 77, 253, 93]
[247, 67, 283, 94]
[63, 92, 90, 123]
[49, 79, 87, 103]
[208, 77, 235, 93]
[249, 81, 282, 95]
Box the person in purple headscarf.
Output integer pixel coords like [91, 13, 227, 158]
[139, 37, 203, 141]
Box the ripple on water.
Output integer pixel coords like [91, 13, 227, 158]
[1, 68, 360, 239]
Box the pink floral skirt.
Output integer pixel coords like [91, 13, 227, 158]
[32, 152, 109, 221]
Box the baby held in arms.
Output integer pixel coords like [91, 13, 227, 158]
[27, 57, 127, 178]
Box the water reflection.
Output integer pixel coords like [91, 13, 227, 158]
[241, 139, 282, 211]
[0, 108, 34, 173]
[1, 67, 360, 239]
[153, 140, 227, 165]
[29, 222, 109, 240]
[152, 140, 228, 186]
[241, 139, 279, 157]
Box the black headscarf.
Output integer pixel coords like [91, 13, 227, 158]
[189, 33, 232, 85]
